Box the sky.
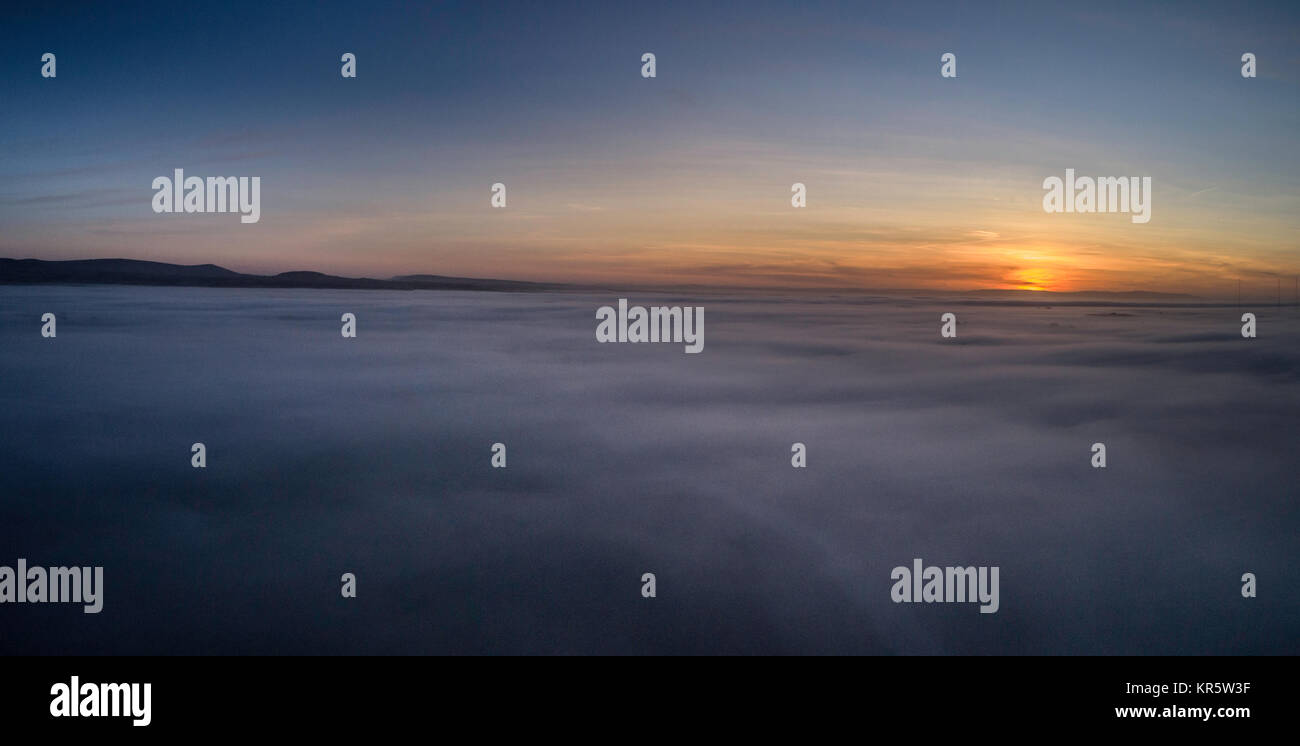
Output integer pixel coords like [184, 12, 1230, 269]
[1, 0, 1297, 296]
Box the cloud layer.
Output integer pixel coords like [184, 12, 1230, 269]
[0, 286, 1296, 653]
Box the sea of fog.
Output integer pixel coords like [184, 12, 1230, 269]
[0, 285, 1296, 654]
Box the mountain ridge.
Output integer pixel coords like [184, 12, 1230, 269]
[0, 258, 566, 292]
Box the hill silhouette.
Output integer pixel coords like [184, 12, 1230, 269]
[0, 258, 565, 292]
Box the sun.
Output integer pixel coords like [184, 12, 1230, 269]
[1011, 267, 1055, 291]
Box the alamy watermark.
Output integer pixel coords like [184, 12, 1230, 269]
[1043, 168, 1151, 224]
[891, 558, 999, 613]
[152, 169, 260, 224]
[0, 559, 102, 613]
[596, 299, 704, 353]
[50, 676, 150, 726]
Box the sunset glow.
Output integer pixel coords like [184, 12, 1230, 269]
[0, 2, 1295, 299]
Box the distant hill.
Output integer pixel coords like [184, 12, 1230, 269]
[0, 258, 566, 292]
[0, 258, 244, 283]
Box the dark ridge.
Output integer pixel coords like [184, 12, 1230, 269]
[0, 258, 565, 293]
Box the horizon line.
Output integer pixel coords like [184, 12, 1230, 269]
[6, 255, 1300, 304]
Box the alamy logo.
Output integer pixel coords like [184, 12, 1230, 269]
[152, 169, 261, 223]
[596, 299, 704, 353]
[891, 558, 999, 613]
[50, 676, 151, 727]
[0, 559, 102, 613]
[1043, 168, 1151, 224]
